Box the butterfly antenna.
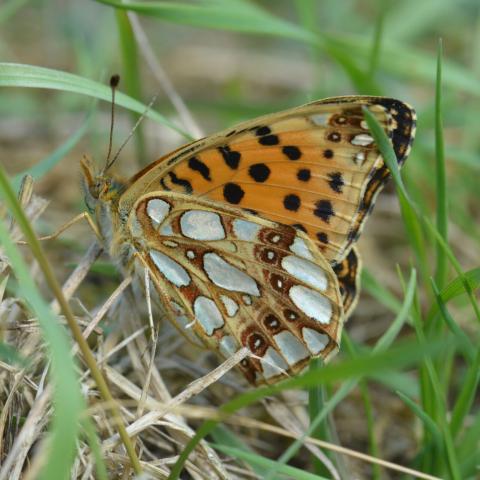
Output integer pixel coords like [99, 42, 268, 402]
[105, 74, 120, 171]
[106, 92, 159, 171]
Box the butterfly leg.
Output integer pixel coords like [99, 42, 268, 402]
[18, 211, 101, 244]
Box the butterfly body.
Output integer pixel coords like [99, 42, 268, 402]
[81, 96, 415, 385]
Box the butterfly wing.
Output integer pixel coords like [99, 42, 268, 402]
[127, 191, 343, 385]
[121, 96, 415, 267]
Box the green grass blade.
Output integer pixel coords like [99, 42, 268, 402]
[434, 39, 448, 288]
[361, 106, 410, 205]
[115, 10, 147, 164]
[210, 425, 269, 477]
[308, 359, 334, 476]
[362, 106, 429, 283]
[449, 347, 480, 439]
[373, 269, 416, 353]
[429, 268, 480, 314]
[212, 444, 330, 479]
[396, 390, 442, 446]
[359, 382, 381, 480]
[0, 62, 190, 138]
[0, 168, 84, 480]
[423, 217, 480, 325]
[457, 412, 480, 471]
[94, 0, 316, 43]
[431, 280, 475, 363]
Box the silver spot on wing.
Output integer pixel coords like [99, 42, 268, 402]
[150, 250, 191, 287]
[203, 252, 260, 296]
[180, 210, 225, 240]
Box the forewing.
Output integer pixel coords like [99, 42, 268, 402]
[128, 191, 343, 385]
[121, 96, 416, 266]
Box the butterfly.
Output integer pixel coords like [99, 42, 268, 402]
[81, 96, 415, 385]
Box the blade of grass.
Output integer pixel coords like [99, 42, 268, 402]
[449, 340, 480, 440]
[94, 0, 316, 43]
[210, 425, 269, 478]
[308, 359, 334, 477]
[212, 444, 330, 480]
[396, 391, 442, 446]
[431, 280, 475, 363]
[373, 269, 416, 353]
[359, 382, 381, 480]
[115, 10, 147, 164]
[426, 267, 480, 320]
[362, 106, 430, 285]
[457, 412, 480, 468]
[434, 39, 448, 288]
[422, 216, 480, 325]
[0, 63, 190, 139]
[294, 0, 382, 95]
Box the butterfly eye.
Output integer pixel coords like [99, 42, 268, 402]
[88, 182, 100, 199]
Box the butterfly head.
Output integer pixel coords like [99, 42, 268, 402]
[80, 155, 125, 212]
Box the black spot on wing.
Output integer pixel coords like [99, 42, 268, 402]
[255, 126, 271, 136]
[249, 163, 271, 182]
[223, 183, 245, 204]
[218, 146, 241, 169]
[324, 149, 334, 159]
[327, 172, 344, 193]
[259, 135, 279, 146]
[255, 125, 279, 145]
[282, 146, 301, 160]
[188, 156, 211, 181]
[283, 194, 301, 211]
[316, 232, 329, 244]
[297, 168, 311, 182]
[169, 172, 192, 194]
[314, 200, 334, 222]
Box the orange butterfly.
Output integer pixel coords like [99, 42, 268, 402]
[81, 96, 415, 385]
